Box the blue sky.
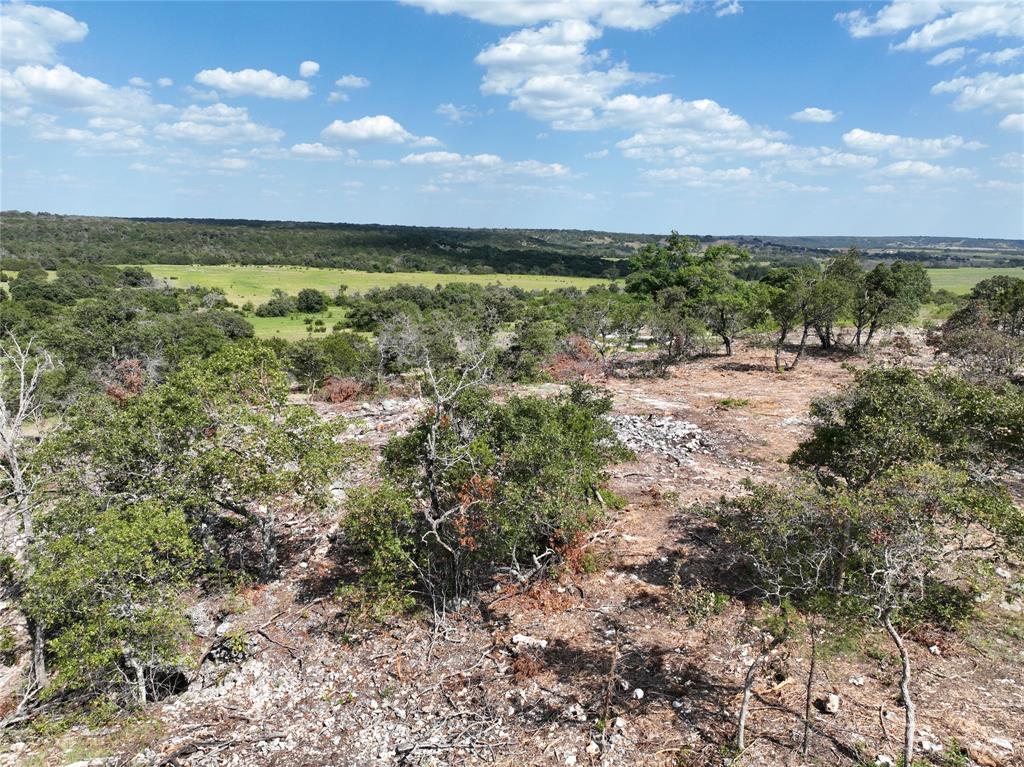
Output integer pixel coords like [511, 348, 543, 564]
[1, 0, 1022, 236]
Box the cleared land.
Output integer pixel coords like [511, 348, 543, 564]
[131, 264, 608, 305]
[925, 266, 1024, 293]
[123, 265, 609, 340]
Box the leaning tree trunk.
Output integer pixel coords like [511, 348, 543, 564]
[802, 619, 819, 756]
[774, 328, 789, 372]
[788, 325, 811, 370]
[737, 627, 788, 751]
[884, 611, 914, 767]
[259, 507, 278, 582]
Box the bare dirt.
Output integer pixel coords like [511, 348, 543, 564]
[6, 340, 1022, 767]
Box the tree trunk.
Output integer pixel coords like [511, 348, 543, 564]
[29, 619, 47, 689]
[774, 328, 789, 372]
[865, 321, 879, 347]
[259, 507, 278, 582]
[124, 650, 147, 706]
[884, 612, 914, 767]
[723, 336, 733, 356]
[802, 620, 818, 756]
[788, 325, 811, 370]
[737, 629, 787, 751]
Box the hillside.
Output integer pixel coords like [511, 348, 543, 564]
[4, 212, 1023, 276]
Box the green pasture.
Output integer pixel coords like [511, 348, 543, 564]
[925, 267, 1024, 294]
[129, 264, 608, 306]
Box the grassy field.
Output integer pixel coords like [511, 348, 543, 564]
[925, 267, 1024, 294]
[120, 264, 610, 340]
[132, 264, 608, 305]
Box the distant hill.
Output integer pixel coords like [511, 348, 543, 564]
[2, 211, 1022, 276]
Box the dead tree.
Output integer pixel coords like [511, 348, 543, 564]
[0, 333, 55, 692]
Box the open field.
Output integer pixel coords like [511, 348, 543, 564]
[129, 264, 610, 305]
[925, 266, 1024, 293]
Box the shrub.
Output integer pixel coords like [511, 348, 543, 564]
[342, 384, 631, 607]
[296, 288, 328, 314]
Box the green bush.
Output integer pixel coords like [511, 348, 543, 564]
[342, 384, 630, 608]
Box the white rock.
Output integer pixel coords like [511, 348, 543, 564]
[824, 693, 841, 714]
[874, 756, 895, 767]
[511, 634, 548, 650]
[564, 753, 577, 766]
[849, 676, 865, 686]
[586, 741, 600, 756]
[632, 688, 644, 700]
[990, 737, 1014, 752]
[614, 716, 626, 730]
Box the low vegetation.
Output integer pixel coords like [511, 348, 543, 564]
[1, 225, 1022, 765]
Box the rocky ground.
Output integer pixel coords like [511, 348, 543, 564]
[4, 338, 1022, 767]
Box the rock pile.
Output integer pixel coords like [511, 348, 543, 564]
[607, 414, 707, 465]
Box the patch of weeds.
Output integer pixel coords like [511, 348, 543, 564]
[715, 397, 751, 409]
[668, 572, 730, 628]
[939, 738, 970, 767]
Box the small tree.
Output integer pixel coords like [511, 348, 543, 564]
[296, 288, 328, 314]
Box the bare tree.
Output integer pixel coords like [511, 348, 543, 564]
[0, 333, 55, 692]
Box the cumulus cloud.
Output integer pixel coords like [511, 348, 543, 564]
[155, 102, 283, 143]
[321, 114, 439, 146]
[999, 113, 1024, 131]
[435, 102, 483, 122]
[402, 0, 689, 31]
[585, 148, 609, 158]
[194, 67, 311, 99]
[977, 47, 1023, 66]
[157, 77, 174, 88]
[0, 2, 88, 65]
[399, 150, 570, 186]
[895, 3, 1024, 51]
[842, 128, 984, 158]
[877, 159, 973, 179]
[714, 0, 742, 18]
[299, 60, 320, 78]
[927, 47, 966, 66]
[290, 142, 344, 159]
[931, 71, 1024, 112]
[835, 2, 947, 39]
[790, 107, 836, 123]
[3, 63, 168, 119]
[335, 74, 370, 88]
[128, 76, 151, 88]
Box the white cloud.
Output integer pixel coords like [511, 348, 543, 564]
[977, 47, 1023, 65]
[209, 157, 250, 171]
[290, 142, 344, 159]
[865, 184, 896, 194]
[585, 148, 609, 159]
[998, 151, 1024, 169]
[999, 113, 1024, 131]
[194, 67, 311, 99]
[335, 74, 370, 88]
[0, 3, 88, 65]
[836, 2, 946, 39]
[155, 103, 283, 144]
[128, 76, 151, 88]
[401, 151, 503, 166]
[842, 128, 984, 158]
[931, 71, 1024, 112]
[895, 4, 1024, 51]
[784, 148, 878, 172]
[714, 0, 742, 18]
[157, 77, 174, 88]
[3, 63, 167, 118]
[790, 107, 836, 123]
[321, 114, 438, 146]
[435, 102, 482, 122]
[327, 91, 350, 103]
[877, 159, 973, 179]
[299, 60, 320, 78]
[402, 0, 689, 31]
[927, 47, 966, 66]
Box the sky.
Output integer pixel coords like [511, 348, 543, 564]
[1, 0, 1022, 237]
